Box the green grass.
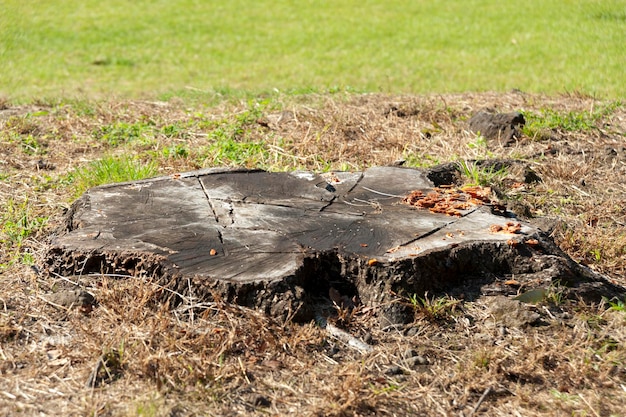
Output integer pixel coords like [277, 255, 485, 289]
[409, 293, 461, 323]
[0, 198, 48, 267]
[94, 121, 156, 147]
[458, 160, 508, 186]
[522, 101, 624, 139]
[607, 298, 626, 312]
[202, 134, 270, 168]
[68, 156, 159, 197]
[1, 0, 625, 101]
[1, 115, 48, 155]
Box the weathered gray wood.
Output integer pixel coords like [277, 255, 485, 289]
[45, 166, 623, 321]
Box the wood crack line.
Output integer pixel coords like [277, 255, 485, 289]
[394, 208, 478, 249]
[197, 178, 227, 254]
[198, 177, 220, 224]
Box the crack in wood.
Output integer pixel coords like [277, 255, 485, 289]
[199, 176, 220, 224]
[394, 204, 483, 250]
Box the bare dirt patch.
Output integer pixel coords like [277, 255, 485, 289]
[1, 92, 625, 416]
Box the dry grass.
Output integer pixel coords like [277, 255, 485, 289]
[1, 92, 625, 416]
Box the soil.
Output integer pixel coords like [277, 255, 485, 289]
[1, 92, 625, 416]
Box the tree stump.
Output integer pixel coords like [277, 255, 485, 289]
[45, 166, 623, 321]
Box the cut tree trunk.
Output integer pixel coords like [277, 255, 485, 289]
[44, 166, 623, 321]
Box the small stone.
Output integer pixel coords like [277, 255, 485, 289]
[404, 326, 420, 337]
[498, 326, 507, 337]
[486, 296, 541, 328]
[406, 355, 429, 368]
[45, 289, 95, 309]
[252, 395, 271, 408]
[36, 159, 56, 170]
[385, 365, 403, 376]
[167, 405, 189, 417]
[379, 303, 414, 329]
[524, 167, 542, 184]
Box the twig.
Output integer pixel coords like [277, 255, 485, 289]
[352, 198, 382, 212]
[85, 356, 104, 389]
[380, 323, 404, 332]
[578, 393, 600, 417]
[569, 185, 591, 197]
[36, 294, 71, 312]
[469, 386, 491, 416]
[50, 272, 81, 287]
[185, 86, 210, 93]
[320, 354, 339, 365]
[1, 391, 16, 400]
[81, 272, 193, 302]
[542, 305, 556, 320]
[87, 273, 134, 278]
[361, 186, 404, 198]
[315, 314, 373, 354]
[267, 144, 309, 161]
[238, 357, 251, 384]
[326, 323, 373, 353]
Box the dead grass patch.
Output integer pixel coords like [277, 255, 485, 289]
[1, 92, 625, 416]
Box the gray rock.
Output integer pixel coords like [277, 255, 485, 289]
[469, 110, 525, 143]
[251, 394, 271, 408]
[385, 365, 403, 375]
[486, 296, 541, 328]
[524, 167, 542, 184]
[406, 355, 429, 368]
[404, 326, 421, 337]
[45, 289, 95, 309]
[379, 303, 414, 329]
